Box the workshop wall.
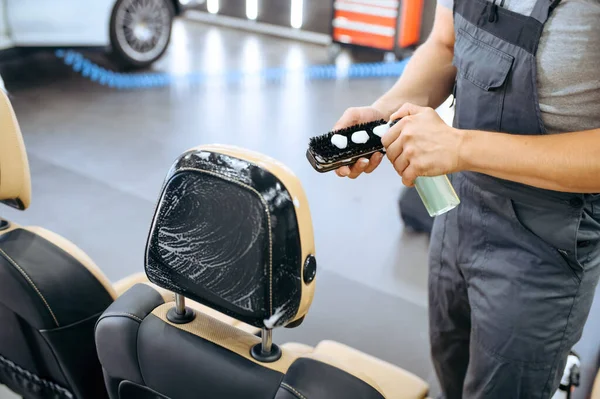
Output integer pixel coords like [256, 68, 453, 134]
[193, 0, 436, 45]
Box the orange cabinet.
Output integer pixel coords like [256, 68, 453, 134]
[332, 0, 424, 52]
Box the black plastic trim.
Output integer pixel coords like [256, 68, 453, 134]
[250, 343, 282, 363]
[166, 306, 196, 324]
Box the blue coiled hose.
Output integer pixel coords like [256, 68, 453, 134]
[55, 49, 410, 90]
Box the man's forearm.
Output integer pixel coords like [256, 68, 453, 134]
[373, 40, 456, 118]
[460, 128, 600, 193]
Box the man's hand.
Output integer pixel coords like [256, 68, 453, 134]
[333, 106, 387, 179]
[381, 103, 465, 186]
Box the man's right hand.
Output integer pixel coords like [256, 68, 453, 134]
[333, 106, 387, 179]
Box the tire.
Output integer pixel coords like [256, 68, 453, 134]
[109, 0, 175, 69]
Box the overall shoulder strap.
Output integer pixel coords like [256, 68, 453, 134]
[531, 0, 562, 23]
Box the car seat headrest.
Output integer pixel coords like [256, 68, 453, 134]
[0, 90, 31, 211]
[145, 145, 316, 330]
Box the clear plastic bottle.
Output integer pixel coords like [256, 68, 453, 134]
[414, 175, 460, 217]
[377, 119, 460, 216]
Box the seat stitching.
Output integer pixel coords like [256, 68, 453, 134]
[0, 247, 60, 327]
[281, 382, 308, 399]
[136, 314, 146, 385]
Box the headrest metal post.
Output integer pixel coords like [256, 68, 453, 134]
[251, 327, 281, 363]
[261, 328, 272, 354]
[175, 294, 186, 315]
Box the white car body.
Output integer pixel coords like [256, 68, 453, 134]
[0, 0, 203, 50]
[0, 0, 115, 50]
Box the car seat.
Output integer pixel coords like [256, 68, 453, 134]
[95, 144, 430, 399]
[0, 91, 257, 399]
[593, 368, 600, 399]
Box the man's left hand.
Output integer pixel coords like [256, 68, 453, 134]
[381, 103, 465, 186]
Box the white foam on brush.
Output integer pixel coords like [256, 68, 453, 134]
[330, 134, 348, 149]
[351, 130, 370, 144]
[373, 123, 390, 137]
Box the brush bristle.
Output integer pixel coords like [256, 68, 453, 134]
[308, 119, 387, 162]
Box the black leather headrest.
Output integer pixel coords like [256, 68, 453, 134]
[145, 145, 316, 329]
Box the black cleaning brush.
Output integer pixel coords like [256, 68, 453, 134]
[306, 119, 397, 173]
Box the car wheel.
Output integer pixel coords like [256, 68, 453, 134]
[109, 0, 175, 69]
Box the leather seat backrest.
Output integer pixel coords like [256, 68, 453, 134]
[0, 89, 114, 399]
[96, 145, 387, 399]
[98, 284, 386, 399]
[0, 227, 115, 399]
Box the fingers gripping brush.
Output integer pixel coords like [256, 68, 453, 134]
[306, 119, 461, 217]
[306, 119, 389, 173]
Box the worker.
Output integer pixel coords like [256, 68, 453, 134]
[334, 0, 600, 397]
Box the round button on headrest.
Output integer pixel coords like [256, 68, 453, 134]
[303, 255, 317, 284]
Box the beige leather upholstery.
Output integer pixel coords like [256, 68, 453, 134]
[130, 275, 261, 335]
[592, 369, 600, 399]
[310, 341, 429, 399]
[153, 303, 301, 373]
[0, 88, 31, 210]
[153, 303, 429, 398]
[114, 273, 261, 335]
[280, 342, 314, 356]
[113, 272, 156, 298]
[185, 296, 261, 335]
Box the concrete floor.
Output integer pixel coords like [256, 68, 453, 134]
[0, 16, 598, 399]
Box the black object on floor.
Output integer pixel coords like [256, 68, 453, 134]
[399, 187, 433, 235]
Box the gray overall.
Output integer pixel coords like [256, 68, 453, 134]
[428, 0, 600, 397]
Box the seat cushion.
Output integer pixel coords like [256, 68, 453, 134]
[312, 340, 429, 399]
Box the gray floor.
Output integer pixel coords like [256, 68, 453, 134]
[1, 17, 598, 399]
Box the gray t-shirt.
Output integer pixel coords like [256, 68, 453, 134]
[438, 0, 600, 134]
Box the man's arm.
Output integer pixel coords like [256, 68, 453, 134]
[372, 4, 457, 118]
[382, 104, 600, 192]
[460, 129, 600, 193]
